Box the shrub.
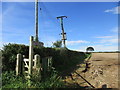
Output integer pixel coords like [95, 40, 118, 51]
[2, 43, 86, 72]
[2, 43, 29, 71]
[52, 40, 62, 48]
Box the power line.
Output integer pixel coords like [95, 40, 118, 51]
[39, 2, 60, 27]
[38, 2, 63, 46]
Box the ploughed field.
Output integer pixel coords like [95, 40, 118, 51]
[64, 53, 119, 88]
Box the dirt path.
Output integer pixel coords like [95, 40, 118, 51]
[64, 53, 119, 88]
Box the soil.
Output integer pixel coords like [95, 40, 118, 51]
[63, 53, 119, 89]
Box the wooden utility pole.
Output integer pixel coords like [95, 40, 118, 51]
[35, 0, 39, 42]
[57, 16, 67, 47]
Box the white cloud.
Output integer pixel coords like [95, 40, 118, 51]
[96, 36, 114, 39]
[40, 35, 58, 47]
[67, 35, 118, 51]
[104, 6, 120, 14]
[94, 45, 118, 51]
[69, 27, 118, 51]
[76, 45, 118, 52]
[67, 40, 89, 45]
[95, 35, 118, 44]
[111, 27, 118, 33]
[100, 38, 118, 43]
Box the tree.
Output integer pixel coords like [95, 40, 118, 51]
[86, 47, 94, 52]
[53, 40, 62, 48]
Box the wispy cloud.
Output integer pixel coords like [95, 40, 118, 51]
[95, 35, 118, 44]
[40, 33, 59, 47]
[2, 5, 14, 16]
[111, 27, 118, 33]
[104, 6, 120, 14]
[67, 40, 89, 45]
[96, 36, 114, 39]
[77, 45, 118, 52]
[100, 38, 118, 43]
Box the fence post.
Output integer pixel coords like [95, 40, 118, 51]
[34, 55, 37, 68]
[29, 36, 34, 76]
[42, 57, 47, 77]
[34, 54, 41, 80]
[16, 54, 22, 75]
[34, 54, 40, 68]
[42, 57, 52, 78]
[22, 55, 25, 75]
[48, 57, 52, 72]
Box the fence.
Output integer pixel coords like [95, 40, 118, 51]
[15, 36, 53, 80]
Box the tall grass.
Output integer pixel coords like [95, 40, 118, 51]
[2, 71, 65, 88]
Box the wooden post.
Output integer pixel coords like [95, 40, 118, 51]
[22, 55, 25, 75]
[42, 57, 52, 77]
[34, 54, 40, 68]
[34, 54, 41, 80]
[34, 55, 37, 68]
[29, 36, 34, 76]
[48, 57, 52, 72]
[42, 57, 47, 77]
[16, 54, 22, 75]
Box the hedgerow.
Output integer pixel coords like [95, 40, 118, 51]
[2, 43, 86, 72]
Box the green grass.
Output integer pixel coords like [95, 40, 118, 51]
[2, 71, 65, 88]
[2, 71, 28, 88]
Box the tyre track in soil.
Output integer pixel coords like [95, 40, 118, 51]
[64, 53, 119, 89]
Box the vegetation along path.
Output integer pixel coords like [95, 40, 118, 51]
[64, 53, 119, 88]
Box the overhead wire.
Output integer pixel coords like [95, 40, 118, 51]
[39, 2, 61, 36]
[38, 1, 61, 46]
[39, 2, 60, 30]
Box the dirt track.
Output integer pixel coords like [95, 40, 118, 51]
[64, 53, 119, 88]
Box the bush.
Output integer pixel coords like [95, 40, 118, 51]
[2, 43, 29, 71]
[52, 40, 62, 48]
[2, 43, 86, 72]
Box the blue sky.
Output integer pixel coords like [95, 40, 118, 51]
[1, 2, 119, 51]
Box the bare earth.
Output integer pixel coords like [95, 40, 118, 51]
[64, 53, 119, 88]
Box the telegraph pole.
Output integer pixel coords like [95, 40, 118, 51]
[35, 0, 39, 42]
[34, 0, 44, 47]
[57, 16, 67, 47]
